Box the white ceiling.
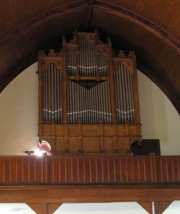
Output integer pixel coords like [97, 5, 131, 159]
[0, 203, 35, 214]
[0, 201, 180, 214]
[54, 202, 149, 214]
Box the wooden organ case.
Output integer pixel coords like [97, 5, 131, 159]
[38, 32, 141, 155]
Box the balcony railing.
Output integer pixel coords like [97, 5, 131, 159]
[0, 155, 179, 185]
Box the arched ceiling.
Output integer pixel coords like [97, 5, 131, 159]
[0, 0, 180, 113]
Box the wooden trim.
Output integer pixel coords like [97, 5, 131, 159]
[0, 155, 179, 185]
[138, 201, 152, 214]
[95, 1, 180, 53]
[0, 185, 180, 203]
[1, 1, 179, 53]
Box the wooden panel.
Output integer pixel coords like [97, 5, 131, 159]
[83, 137, 100, 152]
[117, 125, 129, 136]
[68, 137, 81, 152]
[16, 157, 24, 183]
[68, 125, 81, 136]
[103, 125, 114, 136]
[0, 158, 5, 183]
[156, 156, 180, 183]
[103, 138, 114, 152]
[82, 125, 100, 136]
[55, 126, 64, 136]
[0, 155, 179, 185]
[56, 137, 68, 153]
[39, 124, 141, 154]
[42, 125, 52, 136]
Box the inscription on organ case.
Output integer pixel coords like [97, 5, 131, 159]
[38, 31, 141, 155]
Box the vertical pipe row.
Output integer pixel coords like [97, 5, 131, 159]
[67, 80, 113, 124]
[128, 71, 135, 122]
[126, 66, 132, 123]
[76, 36, 107, 77]
[67, 52, 77, 76]
[114, 62, 135, 124]
[47, 65, 50, 122]
[54, 65, 57, 123]
[107, 81, 112, 123]
[51, 63, 54, 122]
[43, 68, 47, 122]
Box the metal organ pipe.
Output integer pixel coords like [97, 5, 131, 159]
[42, 36, 136, 125]
[40, 32, 139, 143]
[76, 36, 104, 77]
[42, 63, 62, 124]
[114, 63, 135, 124]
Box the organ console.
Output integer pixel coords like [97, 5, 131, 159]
[38, 31, 141, 155]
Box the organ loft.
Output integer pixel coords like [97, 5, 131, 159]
[38, 31, 141, 155]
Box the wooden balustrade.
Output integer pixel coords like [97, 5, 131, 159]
[0, 155, 179, 185]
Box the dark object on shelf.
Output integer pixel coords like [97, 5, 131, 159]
[131, 139, 160, 155]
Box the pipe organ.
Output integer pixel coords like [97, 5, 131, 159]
[38, 31, 141, 155]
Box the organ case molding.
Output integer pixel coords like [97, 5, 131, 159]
[38, 31, 141, 155]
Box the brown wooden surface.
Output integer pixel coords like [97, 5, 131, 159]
[0, 155, 179, 185]
[39, 124, 141, 154]
[0, 0, 179, 113]
[0, 185, 180, 209]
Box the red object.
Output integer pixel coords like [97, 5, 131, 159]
[38, 141, 51, 155]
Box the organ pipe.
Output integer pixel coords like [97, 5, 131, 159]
[42, 62, 62, 124]
[39, 32, 139, 126]
[114, 63, 135, 124]
[38, 32, 141, 156]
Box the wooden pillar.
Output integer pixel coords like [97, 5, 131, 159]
[138, 201, 153, 214]
[28, 202, 62, 214]
[46, 202, 63, 214]
[138, 201, 172, 214]
[154, 201, 172, 214]
[27, 203, 45, 214]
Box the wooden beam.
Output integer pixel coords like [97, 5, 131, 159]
[0, 185, 180, 203]
[94, 1, 179, 53]
[27, 203, 45, 214]
[138, 201, 152, 214]
[46, 202, 63, 214]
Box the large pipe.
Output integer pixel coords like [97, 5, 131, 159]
[123, 64, 128, 122]
[116, 64, 122, 123]
[102, 82, 106, 123]
[124, 65, 131, 123]
[101, 82, 106, 123]
[47, 65, 50, 123]
[121, 63, 126, 123]
[107, 80, 111, 124]
[69, 80, 71, 123]
[114, 67, 118, 122]
[126, 68, 132, 123]
[105, 81, 109, 124]
[83, 36, 85, 76]
[54, 66, 57, 123]
[58, 70, 63, 123]
[115, 65, 119, 123]
[67, 80, 69, 123]
[57, 68, 60, 123]
[117, 66, 121, 123]
[58, 71, 61, 123]
[86, 37, 89, 76]
[43, 69, 46, 122]
[129, 72, 135, 123]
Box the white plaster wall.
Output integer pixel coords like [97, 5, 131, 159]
[0, 63, 38, 155]
[138, 72, 180, 155]
[0, 63, 179, 155]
